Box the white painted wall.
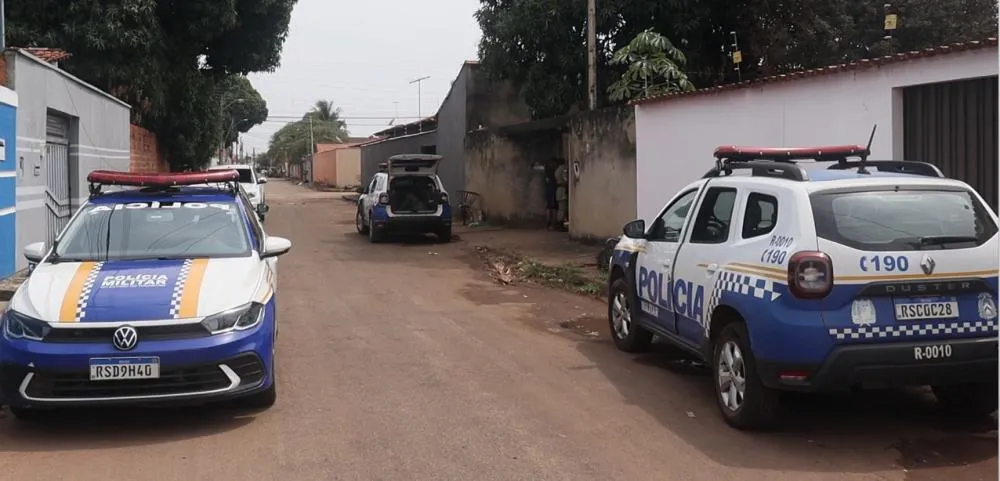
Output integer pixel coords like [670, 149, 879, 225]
[634, 47, 999, 223]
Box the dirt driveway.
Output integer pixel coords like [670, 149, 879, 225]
[0, 179, 994, 481]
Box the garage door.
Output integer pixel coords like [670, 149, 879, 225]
[903, 76, 999, 210]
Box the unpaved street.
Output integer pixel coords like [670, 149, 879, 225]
[0, 180, 995, 481]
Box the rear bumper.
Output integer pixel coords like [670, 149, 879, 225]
[373, 214, 450, 233]
[757, 337, 998, 392]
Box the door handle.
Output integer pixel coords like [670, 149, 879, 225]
[705, 263, 719, 276]
[662, 258, 672, 267]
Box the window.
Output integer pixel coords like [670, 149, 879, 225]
[235, 168, 255, 184]
[690, 188, 737, 244]
[742, 193, 778, 239]
[366, 176, 378, 193]
[55, 200, 251, 261]
[810, 189, 998, 251]
[237, 188, 265, 251]
[648, 189, 698, 242]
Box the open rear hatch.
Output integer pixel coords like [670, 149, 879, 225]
[810, 185, 999, 343]
[386, 154, 443, 214]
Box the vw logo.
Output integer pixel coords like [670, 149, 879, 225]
[920, 254, 937, 276]
[112, 326, 139, 351]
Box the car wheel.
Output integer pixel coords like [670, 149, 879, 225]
[932, 382, 998, 418]
[437, 226, 452, 243]
[368, 212, 383, 243]
[713, 323, 779, 430]
[608, 277, 653, 353]
[356, 209, 369, 234]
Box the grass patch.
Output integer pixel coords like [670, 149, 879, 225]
[474, 246, 605, 297]
[517, 259, 604, 296]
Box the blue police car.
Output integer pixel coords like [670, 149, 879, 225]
[608, 145, 998, 429]
[0, 170, 291, 419]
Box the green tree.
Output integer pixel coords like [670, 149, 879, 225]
[607, 29, 694, 101]
[266, 100, 350, 165]
[7, 0, 297, 170]
[219, 75, 269, 146]
[475, 0, 998, 118]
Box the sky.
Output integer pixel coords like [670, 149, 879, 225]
[241, 0, 483, 154]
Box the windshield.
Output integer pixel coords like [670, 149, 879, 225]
[810, 189, 998, 251]
[54, 200, 252, 261]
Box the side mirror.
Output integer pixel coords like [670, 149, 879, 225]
[355, 185, 366, 194]
[24, 241, 46, 263]
[261, 236, 291, 259]
[258, 204, 270, 214]
[622, 219, 646, 239]
[258, 177, 268, 184]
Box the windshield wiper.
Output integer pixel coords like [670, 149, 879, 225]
[918, 235, 979, 247]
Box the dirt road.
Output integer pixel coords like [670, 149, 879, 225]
[0, 180, 995, 481]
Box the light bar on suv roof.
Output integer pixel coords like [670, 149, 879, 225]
[713, 144, 870, 163]
[86, 170, 241, 197]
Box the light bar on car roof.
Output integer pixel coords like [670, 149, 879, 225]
[87, 170, 240, 187]
[713, 144, 870, 163]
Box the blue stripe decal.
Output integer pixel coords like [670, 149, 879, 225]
[81, 259, 187, 322]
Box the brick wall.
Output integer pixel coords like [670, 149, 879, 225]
[129, 124, 169, 172]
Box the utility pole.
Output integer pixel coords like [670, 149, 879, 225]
[586, 0, 597, 110]
[219, 97, 245, 164]
[308, 115, 315, 184]
[409, 76, 430, 119]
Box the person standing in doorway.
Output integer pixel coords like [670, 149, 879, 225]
[544, 161, 559, 230]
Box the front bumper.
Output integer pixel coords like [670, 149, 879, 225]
[757, 337, 998, 392]
[0, 322, 274, 408]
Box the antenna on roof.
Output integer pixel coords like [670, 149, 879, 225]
[857, 124, 877, 175]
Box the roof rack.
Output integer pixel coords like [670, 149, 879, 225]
[86, 170, 241, 197]
[826, 160, 944, 177]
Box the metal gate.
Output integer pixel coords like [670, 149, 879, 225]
[44, 114, 72, 246]
[903, 76, 999, 211]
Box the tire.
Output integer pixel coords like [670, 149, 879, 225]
[356, 209, 369, 234]
[607, 277, 653, 353]
[437, 226, 452, 243]
[368, 212, 384, 243]
[932, 382, 998, 418]
[712, 323, 779, 430]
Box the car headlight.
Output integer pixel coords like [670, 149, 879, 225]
[2, 310, 50, 341]
[200, 302, 265, 334]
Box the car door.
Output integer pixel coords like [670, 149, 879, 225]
[671, 182, 741, 346]
[634, 187, 701, 334]
[360, 175, 379, 221]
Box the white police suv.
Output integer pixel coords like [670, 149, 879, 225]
[608, 144, 998, 430]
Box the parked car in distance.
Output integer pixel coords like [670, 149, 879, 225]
[355, 154, 453, 243]
[607, 144, 998, 430]
[0, 169, 292, 420]
[210, 164, 269, 222]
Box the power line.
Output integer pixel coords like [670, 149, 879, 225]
[264, 115, 425, 120]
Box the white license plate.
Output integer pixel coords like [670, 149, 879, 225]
[89, 357, 160, 381]
[913, 344, 953, 361]
[894, 297, 959, 321]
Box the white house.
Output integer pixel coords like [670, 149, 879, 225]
[633, 38, 999, 222]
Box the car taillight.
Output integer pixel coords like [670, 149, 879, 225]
[787, 251, 833, 299]
[378, 193, 389, 204]
[439, 192, 449, 204]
